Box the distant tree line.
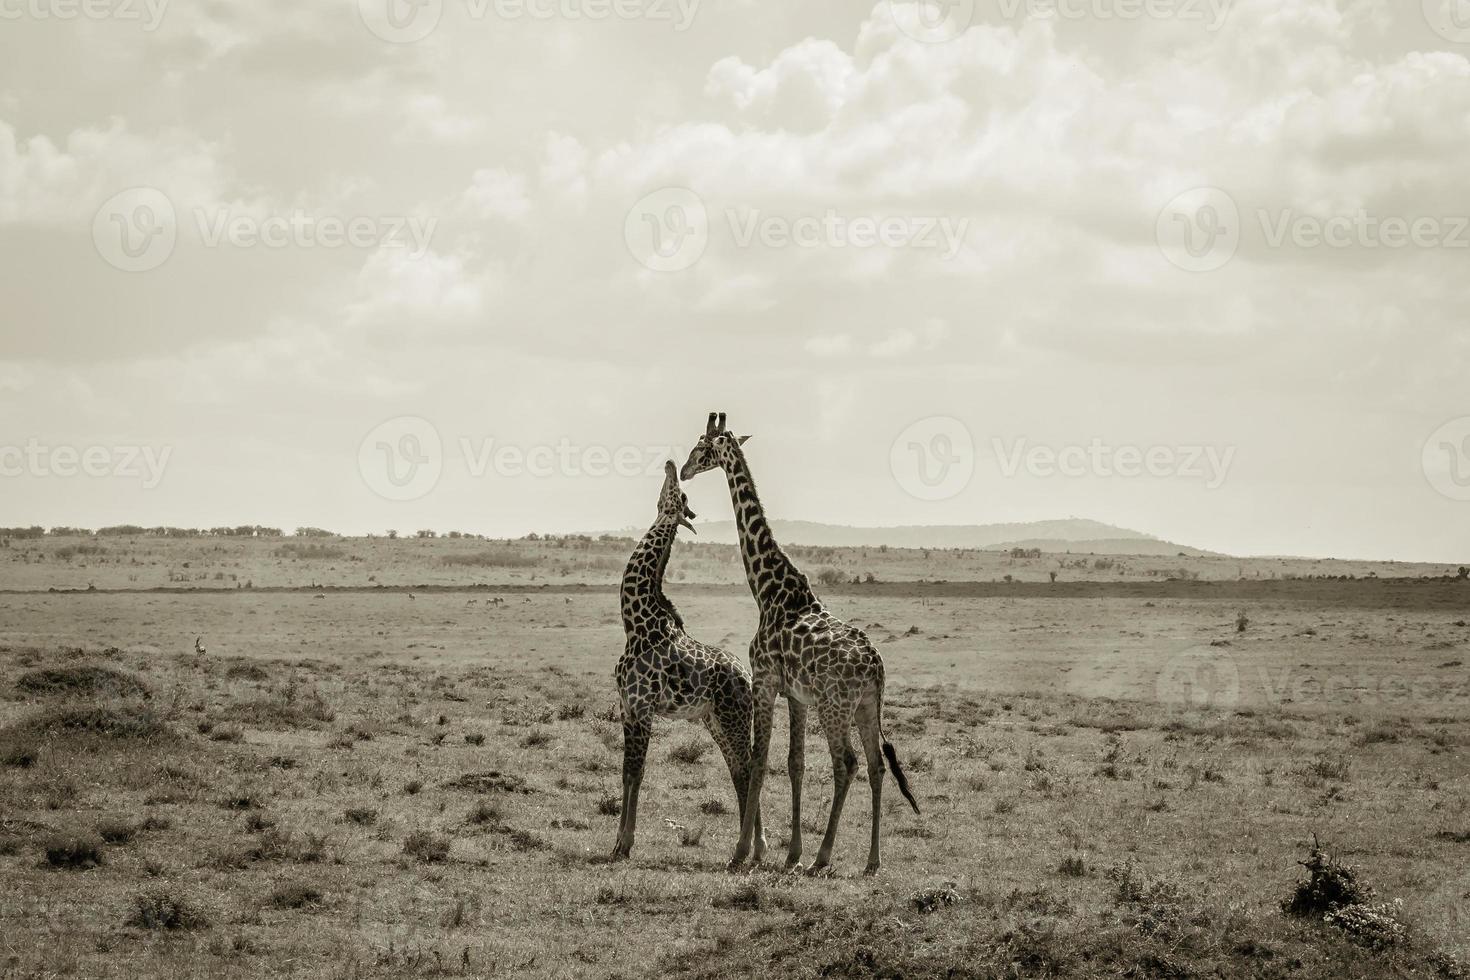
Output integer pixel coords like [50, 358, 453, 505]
[1, 525, 290, 538]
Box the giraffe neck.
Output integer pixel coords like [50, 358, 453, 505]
[620, 518, 684, 636]
[720, 443, 816, 615]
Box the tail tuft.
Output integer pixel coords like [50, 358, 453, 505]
[882, 740, 920, 815]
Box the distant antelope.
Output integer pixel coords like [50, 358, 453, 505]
[194, 635, 206, 656]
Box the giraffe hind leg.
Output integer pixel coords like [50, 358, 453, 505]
[809, 701, 858, 873]
[785, 699, 807, 870]
[856, 697, 885, 875]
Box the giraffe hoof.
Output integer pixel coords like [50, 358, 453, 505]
[785, 860, 805, 875]
[863, 863, 880, 876]
[805, 863, 833, 878]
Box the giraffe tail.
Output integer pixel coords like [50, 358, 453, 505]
[881, 737, 920, 815]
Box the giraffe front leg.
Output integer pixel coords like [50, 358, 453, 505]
[613, 713, 651, 859]
[733, 677, 777, 870]
[785, 699, 806, 871]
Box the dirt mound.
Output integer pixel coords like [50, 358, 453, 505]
[15, 665, 150, 699]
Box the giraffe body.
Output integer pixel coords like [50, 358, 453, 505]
[681, 413, 917, 875]
[612, 461, 758, 862]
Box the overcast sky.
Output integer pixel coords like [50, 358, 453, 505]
[1, 0, 1467, 561]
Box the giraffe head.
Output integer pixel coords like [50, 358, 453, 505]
[679, 411, 750, 481]
[658, 460, 698, 533]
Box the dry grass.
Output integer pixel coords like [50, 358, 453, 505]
[0, 579, 1465, 978]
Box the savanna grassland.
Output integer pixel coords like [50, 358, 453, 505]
[0, 536, 1467, 978]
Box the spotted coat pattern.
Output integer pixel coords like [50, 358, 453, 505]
[611, 462, 756, 861]
[680, 413, 919, 875]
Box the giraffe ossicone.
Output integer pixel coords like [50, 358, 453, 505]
[611, 460, 760, 863]
[681, 411, 919, 876]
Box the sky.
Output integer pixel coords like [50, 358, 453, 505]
[1, 0, 1468, 561]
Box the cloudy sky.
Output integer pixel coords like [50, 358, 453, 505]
[1, 0, 1467, 561]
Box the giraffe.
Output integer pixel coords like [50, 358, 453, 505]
[612, 460, 758, 862]
[680, 412, 918, 875]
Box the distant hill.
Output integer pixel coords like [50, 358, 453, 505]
[601, 518, 1217, 556]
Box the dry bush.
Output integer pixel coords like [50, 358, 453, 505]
[96, 820, 138, 845]
[0, 741, 38, 768]
[402, 831, 450, 863]
[127, 889, 209, 930]
[269, 880, 324, 910]
[343, 807, 377, 826]
[224, 663, 270, 682]
[44, 833, 105, 869]
[667, 738, 708, 765]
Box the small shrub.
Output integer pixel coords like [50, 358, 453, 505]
[504, 828, 547, 851]
[209, 724, 244, 743]
[1058, 855, 1087, 878]
[556, 703, 586, 721]
[1324, 900, 1407, 948]
[402, 831, 450, 864]
[910, 883, 961, 913]
[127, 889, 208, 930]
[269, 880, 324, 910]
[679, 824, 704, 847]
[521, 730, 551, 749]
[244, 812, 277, 833]
[667, 739, 708, 765]
[467, 801, 501, 826]
[1235, 611, 1250, 633]
[464, 732, 485, 746]
[45, 833, 105, 869]
[344, 807, 377, 826]
[1281, 838, 1371, 918]
[225, 663, 270, 682]
[698, 799, 728, 816]
[1, 742, 38, 768]
[597, 795, 621, 816]
[403, 779, 424, 796]
[97, 820, 138, 845]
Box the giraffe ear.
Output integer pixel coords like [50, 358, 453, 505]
[737, 434, 751, 445]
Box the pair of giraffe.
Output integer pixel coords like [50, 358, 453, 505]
[612, 412, 918, 875]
